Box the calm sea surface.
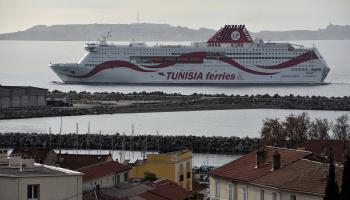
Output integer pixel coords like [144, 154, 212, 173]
[0, 40, 349, 97]
[1, 109, 349, 138]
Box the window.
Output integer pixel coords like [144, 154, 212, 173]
[290, 195, 296, 200]
[214, 180, 220, 198]
[273, 192, 277, 200]
[187, 172, 191, 179]
[27, 185, 39, 200]
[260, 190, 264, 200]
[117, 174, 120, 183]
[124, 172, 128, 182]
[242, 185, 247, 200]
[228, 183, 234, 200]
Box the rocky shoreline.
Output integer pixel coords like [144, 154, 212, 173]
[1, 91, 349, 120]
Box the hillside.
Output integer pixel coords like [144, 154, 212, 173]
[0, 23, 349, 41]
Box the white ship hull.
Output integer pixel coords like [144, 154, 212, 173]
[49, 25, 330, 84]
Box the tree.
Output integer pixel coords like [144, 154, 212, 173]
[283, 112, 310, 148]
[260, 118, 285, 147]
[340, 151, 350, 200]
[324, 152, 340, 200]
[333, 114, 350, 140]
[144, 171, 157, 181]
[308, 118, 331, 140]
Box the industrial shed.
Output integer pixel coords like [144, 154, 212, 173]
[0, 86, 47, 109]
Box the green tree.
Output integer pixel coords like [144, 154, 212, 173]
[144, 171, 157, 181]
[333, 114, 350, 140]
[324, 152, 340, 200]
[340, 151, 350, 200]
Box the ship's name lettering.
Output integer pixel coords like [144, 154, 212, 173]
[166, 72, 235, 80]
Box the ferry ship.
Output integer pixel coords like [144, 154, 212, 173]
[49, 25, 330, 84]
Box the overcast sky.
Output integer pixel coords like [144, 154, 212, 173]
[0, 0, 349, 34]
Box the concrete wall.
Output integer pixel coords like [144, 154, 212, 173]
[83, 171, 129, 192]
[252, 185, 322, 200]
[0, 86, 47, 109]
[0, 175, 82, 200]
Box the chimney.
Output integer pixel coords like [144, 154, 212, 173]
[9, 154, 35, 170]
[0, 150, 8, 165]
[272, 151, 281, 171]
[256, 149, 267, 168]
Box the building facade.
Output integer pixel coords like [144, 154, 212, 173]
[0, 86, 47, 109]
[129, 150, 193, 190]
[0, 153, 83, 200]
[209, 146, 343, 200]
[78, 160, 131, 191]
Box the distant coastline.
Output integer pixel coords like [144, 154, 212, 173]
[0, 23, 349, 41]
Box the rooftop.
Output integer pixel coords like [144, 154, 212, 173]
[78, 160, 131, 182]
[83, 179, 190, 200]
[301, 139, 349, 163]
[254, 159, 343, 196]
[0, 163, 82, 178]
[58, 153, 113, 170]
[11, 148, 56, 164]
[209, 146, 312, 182]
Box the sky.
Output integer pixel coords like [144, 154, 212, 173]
[0, 0, 349, 34]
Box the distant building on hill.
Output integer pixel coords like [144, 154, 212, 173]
[209, 146, 343, 200]
[0, 151, 83, 200]
[0, 85, 47, 109]
[128, 150, 193, 191]
[11, 148, 57, 165]
[77, 160, 131, 191]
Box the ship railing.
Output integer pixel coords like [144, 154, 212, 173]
[51, 63, 79, 67]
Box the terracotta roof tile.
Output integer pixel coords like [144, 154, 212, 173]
[78, 160, 131, 182]
[301, 139, 349, 163]
[143, 179, 190, 200]
[58, 154, 113, 170]
[11, 148, 55, 164]
[209, 146, 312, 182]
[254, 159, 343, 195]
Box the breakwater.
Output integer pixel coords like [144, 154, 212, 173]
[0, 132, 258, 154]
[1, 91, 349, 119]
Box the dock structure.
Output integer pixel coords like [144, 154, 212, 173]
[0, 85, 47, 109]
